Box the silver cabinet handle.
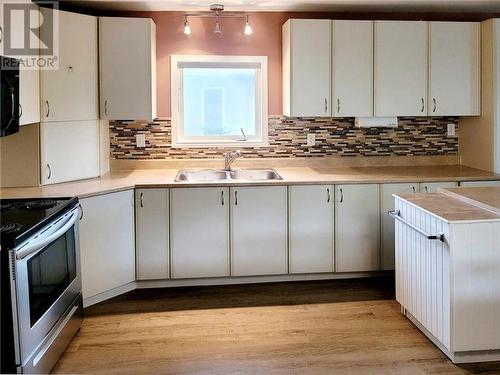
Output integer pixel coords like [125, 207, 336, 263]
[45, 100, 50, 117]
[46, 163, 51, 180]
[420, 98, 424, 113]
[424, 186, 429, 193]
[339, 188, 344, 203]
[140, 192, 144, 207]
[79, 203, 84, 220]
[234, 190, 238, 206]
[388, 209, 445, 242]
[432, 98, 437, 113]
[324, 98, 328, 113]
[19, 104, 23, 119]
[0, 26, 3, 44]
[337, 98, 340, 114]
[327, 188, 331, 203]
[412, 186, 416, 193]
[104, 100, 108, 116]
[221, 190, 224, 206]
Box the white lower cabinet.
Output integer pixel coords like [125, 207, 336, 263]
[420, 181, 457, 193]
[231, 186, 288, 276]
[335, 184, 380, 272]
[40, 121, 99, 185]
[135, 189, 169, 280]
[79, 190, 135, 302]
[171, 188, 230, 279]
[289, 185, 334, 273]
[380, 183, 418, 270]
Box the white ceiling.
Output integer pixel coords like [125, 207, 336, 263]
[61, 0, 500, 13]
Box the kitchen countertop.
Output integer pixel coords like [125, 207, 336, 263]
[395, 186, 500, 223]
[0, 164, 499, 199]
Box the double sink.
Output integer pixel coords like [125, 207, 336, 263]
[175, 169, 282, 182]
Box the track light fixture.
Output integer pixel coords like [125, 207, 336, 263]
[183, 4, 252, 36]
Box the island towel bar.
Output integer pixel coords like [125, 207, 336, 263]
[388, 209, 445, 242]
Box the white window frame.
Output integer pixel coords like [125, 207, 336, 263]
[171, 55, 268, 148]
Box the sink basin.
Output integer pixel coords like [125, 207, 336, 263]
[230, 169, 282, 181]
[175, 169, 228, 182]
[175, 169, 282, 182]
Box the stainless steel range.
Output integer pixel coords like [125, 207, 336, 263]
[1, 197, 82, 374]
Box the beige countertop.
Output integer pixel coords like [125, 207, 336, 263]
[0, 164, 499, 199]
[396, 186, 500, 223]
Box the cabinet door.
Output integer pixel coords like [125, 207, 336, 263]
[40, 120, 99, 185]
[40, 9, 98, 122]
[429, 22, 480, 116]
[231, 186, 288, 276]
[289, 185, 334, 273]
[171, 188, 229, 279]
[99, 17, 156, 121]
[335, 184, 380, 272]
[333, 20, 373, 117]
[420, 181, 457, 193]
[374, 21, 428, 116]
[79, 190, 135, 300]
[283, 19, 331, 117]
[19, 68, 40, 126]
[460, 180, 500, 187]
[135, 189, 169, 280]
[380, 183, 418, 271]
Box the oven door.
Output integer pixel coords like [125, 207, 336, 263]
[12, 207, 81, 365]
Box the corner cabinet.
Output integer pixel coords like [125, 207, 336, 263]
[282, 19, 331, 117]
[289, 185, 334, 273]
[99, 17, 157, 121]
[170, 188, 230, 279]
[374, 21, 428, 116]
[335, 184, 380, 272]
[231, 186, 288, 276]
[135, 189, 170, 280]
[429, 22, 480, 116]
[79, 190, 135, 305]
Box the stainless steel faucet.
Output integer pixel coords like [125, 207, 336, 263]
[224, 150, 242, 170]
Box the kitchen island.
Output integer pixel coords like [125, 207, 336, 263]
[393, 186, 500, 363]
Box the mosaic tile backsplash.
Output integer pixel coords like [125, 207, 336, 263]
[109, 116, 459, 159]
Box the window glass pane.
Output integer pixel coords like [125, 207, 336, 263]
[183, 68, 256, 137]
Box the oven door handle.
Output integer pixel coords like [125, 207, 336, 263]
[16, 208, 80, 261]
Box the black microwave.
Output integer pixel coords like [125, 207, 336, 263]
[1, 56, 20, 137]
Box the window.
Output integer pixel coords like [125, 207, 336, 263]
[171, 55, 268, 147]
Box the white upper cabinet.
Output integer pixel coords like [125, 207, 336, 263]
[40, 9, 98, 122]
[283, 19, 331, 117]
[429, 22, 480, 116]
[375, 21, 428, 116]
[231, 187, 288, 276]
[135, 189, 170, 280]
[333, 20, 373, 117]
[171, 188, 229, 279]
[289, 185, 334, 274]
[99, 17, 157, 121]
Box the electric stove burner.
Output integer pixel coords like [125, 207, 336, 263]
[0, 223, 22, 233]
[24, 200, 58, 210]
[1, 202, 13, 211]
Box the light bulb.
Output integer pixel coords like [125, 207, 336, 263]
[244, 16, 252, 35]
[215, 18, 221, 34]
[184, 17, 191, 35]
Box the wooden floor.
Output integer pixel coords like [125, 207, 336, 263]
[53, 277, 500, 374]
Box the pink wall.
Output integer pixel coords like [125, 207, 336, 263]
[131, 12, 294, 117]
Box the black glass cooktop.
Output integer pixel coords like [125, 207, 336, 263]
[0, 197, 78, 250]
